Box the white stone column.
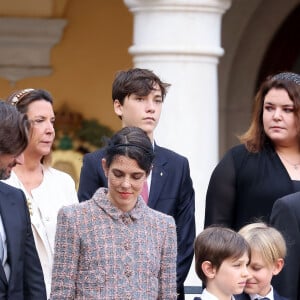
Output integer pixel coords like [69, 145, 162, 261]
[124, 0, 231, 296]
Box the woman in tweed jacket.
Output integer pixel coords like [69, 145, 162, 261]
[51, 127, 177, 300]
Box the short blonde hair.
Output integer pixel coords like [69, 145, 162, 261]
[239, 222, 286, 266]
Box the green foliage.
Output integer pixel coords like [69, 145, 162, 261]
[58, 134, 73, 150]
[76, 119, 114, 148]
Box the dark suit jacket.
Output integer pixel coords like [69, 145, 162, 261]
[235, 290, 288, 300]
[0, 181, 46, 300]
[205, 144, 296, 230]
[78, 144, 195, 298]
[270, 192, 300, 300]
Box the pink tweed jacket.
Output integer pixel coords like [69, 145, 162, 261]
[50, 187, 177, 299]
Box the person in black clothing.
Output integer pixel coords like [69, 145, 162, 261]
[205, 72, 300, 230]
[271, 192, 300, 300]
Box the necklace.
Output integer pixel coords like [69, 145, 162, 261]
[277, 152, 300, 170]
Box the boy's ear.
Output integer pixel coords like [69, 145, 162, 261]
[102, 158, 108, 178]
[201, 261, 216, 279]
[273, 258, 284, 276]
[113, 99, 123, 117]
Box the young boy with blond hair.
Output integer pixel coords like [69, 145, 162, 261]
[237, 222, 288, 300]
[194, 226, 250, 300]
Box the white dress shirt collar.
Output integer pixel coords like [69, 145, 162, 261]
[249, 285, 274, 300]
[199, 288, 236, 300]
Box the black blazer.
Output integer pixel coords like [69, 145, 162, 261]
[0, 182, 46, 299]
[235, 290, 289, 300]
[77, 144, 195, 297]
[205, 144, 296, 230]
[270, 192, 300, 300]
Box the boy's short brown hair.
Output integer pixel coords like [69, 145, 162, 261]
[112, 68, 170, 104]
[194, 226, 250, 285]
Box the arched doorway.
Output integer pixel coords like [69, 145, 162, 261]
[256, 4, 300, 89]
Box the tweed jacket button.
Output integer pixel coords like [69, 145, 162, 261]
[124, 241, 131, 250]
[125, 270, 132, 277]
[124, 264, 132, 277]
[121, 214, 132, 225]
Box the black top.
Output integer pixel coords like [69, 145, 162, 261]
[292, 180, 300, 191]
[271, 192, 300, 300]
[205, 144, 298, 230]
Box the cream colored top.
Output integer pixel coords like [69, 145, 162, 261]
[3, 166, 78, 299]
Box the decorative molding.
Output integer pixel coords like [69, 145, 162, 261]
[0, 17, 67, 83]
[124, 0, 231, 13]
[0, 0, 70, 17]
[124, 0, 231, 63]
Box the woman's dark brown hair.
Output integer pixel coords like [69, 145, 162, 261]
[0, 101, 29, 156]
[7, 88, 54, 166]
[239, 72, 300, 152]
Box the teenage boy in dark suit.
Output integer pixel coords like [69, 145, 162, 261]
[78, 68, 195, 299]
